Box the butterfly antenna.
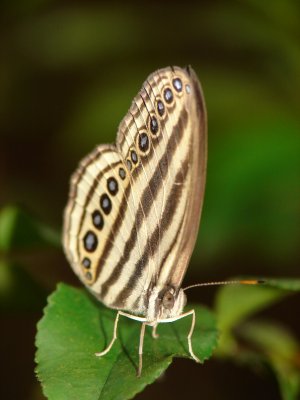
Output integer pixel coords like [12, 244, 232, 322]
[183, 279, 265, 292]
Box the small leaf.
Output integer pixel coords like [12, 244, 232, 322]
[215, 283, 284, 333]
[262, 278, 300, 292]
[214, 277, 300, 357]
[35, 284, 218, 400]
[239, 320, 300, 400]
[215, 277, 300, 334]
[0, 261, 47, 312]
[0, 205, 60, 251]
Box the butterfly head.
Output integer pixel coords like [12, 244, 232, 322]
[146, 286, 187, 322]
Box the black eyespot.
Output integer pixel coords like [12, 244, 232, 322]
[82, 257, 91, 269]
[150, 116, 159, 135]
[119, 167, 126, 180]
[157, 100, 165, 116]
[83, 231, 98, 252]
[131, 150, 138, 164]
[85, 271, 92, 280]
[138, 132, 149, 152]
[172, 78, 183, 92]
[107, 177, 118, 196]
[100, 193, 112, 215]
[92, 210, 104, 230]
[126, 159, 132, 171]
[164, 88, 173, 104]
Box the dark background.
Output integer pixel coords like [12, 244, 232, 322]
[1, 0, 300, 399]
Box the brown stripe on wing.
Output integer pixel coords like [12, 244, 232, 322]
[122, 108, 155, 270]
[127, 101, 157, 257]
[110, 154, 190, 309]
[97, 107, 188, 296]
[156, 212, 185, 281]
[139, 81, 170, 280]
[64, 146, 115, 251]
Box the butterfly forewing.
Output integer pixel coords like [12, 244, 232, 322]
[63, 66, 207, 315]
[161, 67, 207, 288]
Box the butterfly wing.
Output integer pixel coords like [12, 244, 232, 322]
[154, 66, 207, 289]
[63, 66, 207, 315]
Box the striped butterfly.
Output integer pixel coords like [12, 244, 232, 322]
[63, 66, 207, 376]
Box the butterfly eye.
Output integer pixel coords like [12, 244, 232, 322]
[162, 291, 175, 309]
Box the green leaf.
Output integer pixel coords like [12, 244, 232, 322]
[0, 261, 46, 312]
[239, 320, 300, 400]
[263, 278, 300, 291]
[36, 283, 218, 400]
[214, 277, 300, 356]
[0, 205, 61, 251]
[215, 284, 284, 334]
[215, 278, 300, 333]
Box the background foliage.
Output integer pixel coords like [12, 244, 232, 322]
[1, 0, 299, 399]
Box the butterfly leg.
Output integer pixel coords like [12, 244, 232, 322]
[137, 322, 146, 377]
[160, 309, 200, 363]
[186, 309, 200, 363]
[95, 310, 146, 357]
[152, 323, 159, 339]
[95, 311, 121, 357]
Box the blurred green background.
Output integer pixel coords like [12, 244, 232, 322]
[1, 0, 300, 399]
